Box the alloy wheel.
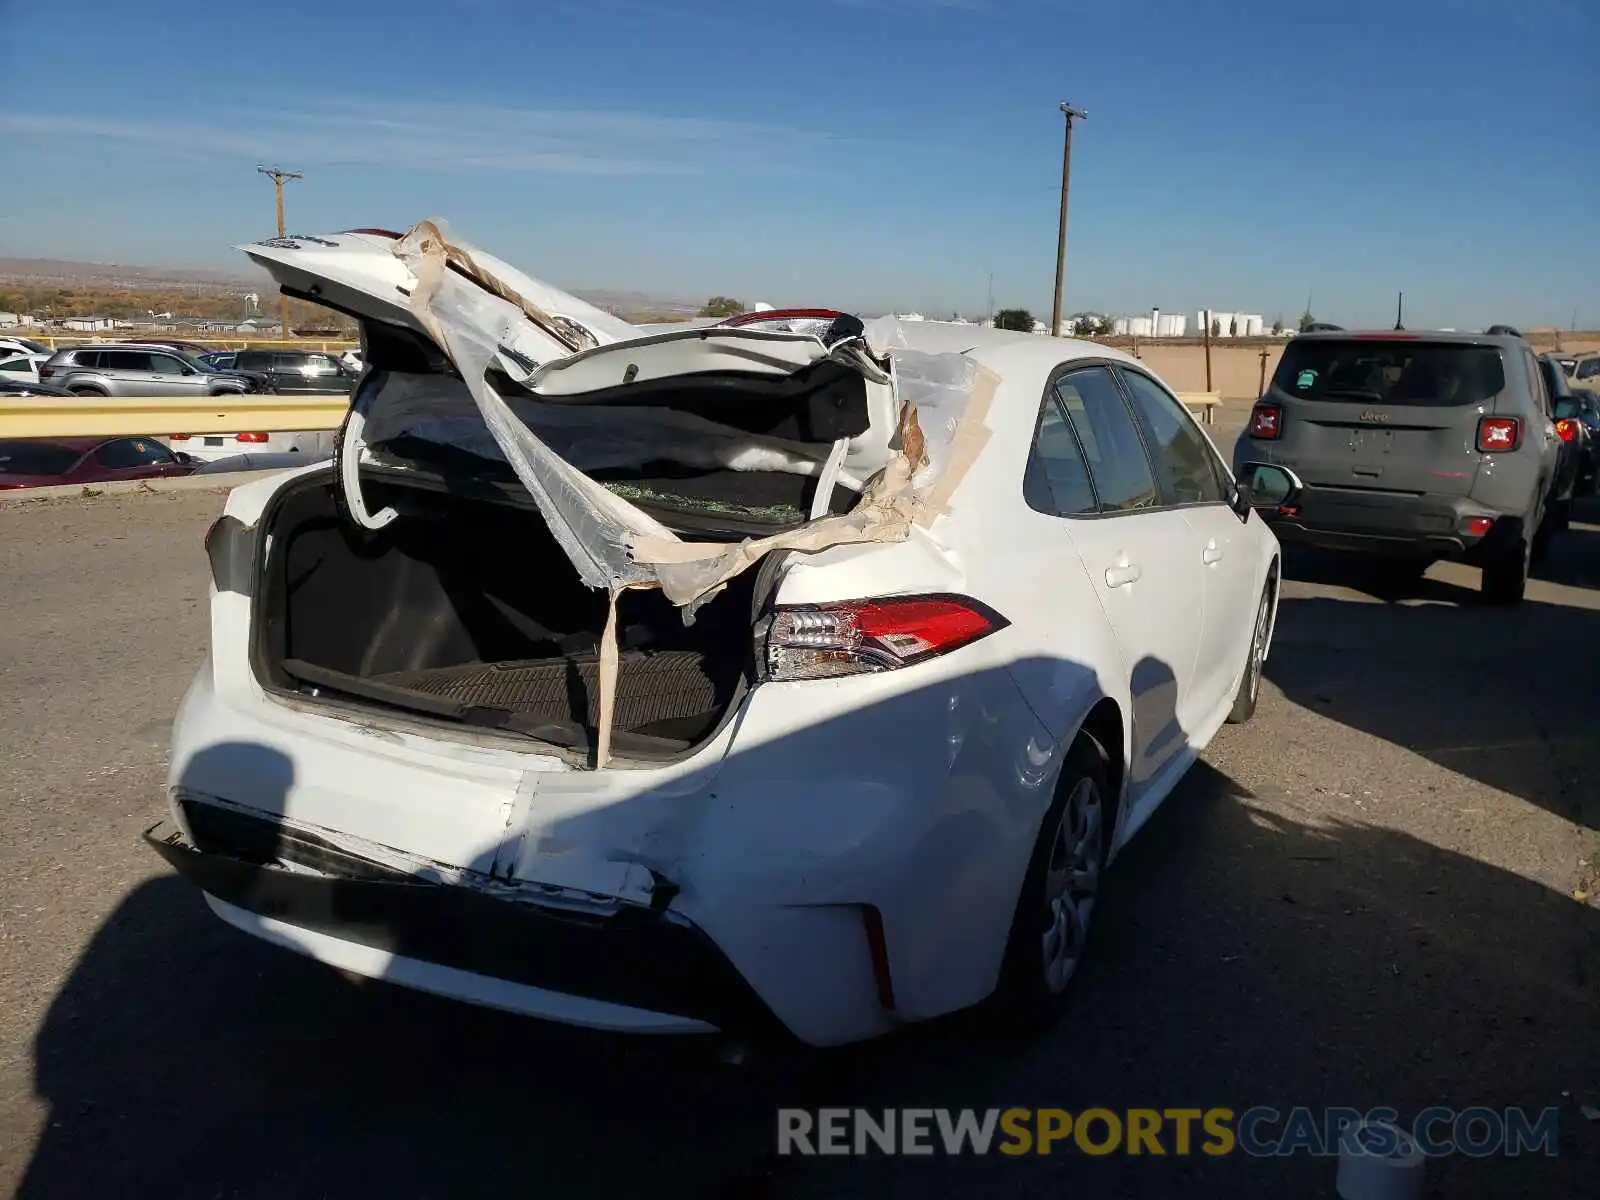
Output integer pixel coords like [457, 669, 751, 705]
[1041, 776, 1103, 994]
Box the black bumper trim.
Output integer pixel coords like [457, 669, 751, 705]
[144, 818, 791, 1042]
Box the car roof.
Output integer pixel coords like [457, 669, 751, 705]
[1287, 329, 1524, 347]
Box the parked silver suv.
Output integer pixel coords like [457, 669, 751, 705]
[38, 344, 264, 397]
[1233, 330, 1568, 604]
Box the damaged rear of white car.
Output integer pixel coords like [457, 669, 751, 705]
[148, 220, 1280, 1048]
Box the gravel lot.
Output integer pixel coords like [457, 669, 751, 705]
[1, 431, 1596, 1198]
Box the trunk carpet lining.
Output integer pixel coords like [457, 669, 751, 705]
[374, 651, 727, 733]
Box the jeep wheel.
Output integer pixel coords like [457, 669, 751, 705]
[67, 386, 107, 396]
[1481, 533, 1530, 605]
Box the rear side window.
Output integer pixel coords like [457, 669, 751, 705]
[1024, 393, 1097, 516]
[1272, 340, 1506, 407]
[69, 350, 101, 368]
[101, 350, 155, 371]
[1578, 358, 1600, 381]
[234, 351, 269, 370]
[279, 352, 340, 374]
[1056, 366, 1159, 513]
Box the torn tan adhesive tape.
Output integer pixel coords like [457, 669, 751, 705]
[1335, 1121, 1424, 1200]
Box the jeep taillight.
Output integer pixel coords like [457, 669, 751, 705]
[1476, 416, 1520, 452]
[1249, 403, 1282, 439]
[1555, 418, 1579, 444]
[764, 595, 1008, 682]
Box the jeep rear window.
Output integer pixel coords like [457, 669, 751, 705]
[1273, 341, 1506, 407]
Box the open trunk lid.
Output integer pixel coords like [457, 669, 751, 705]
[239, 218, 995, 765]
[1266, 336, 1508, 496]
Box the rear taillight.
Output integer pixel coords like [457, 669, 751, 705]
[1249, 403, 1282, 439]
[168, 433, 191, 441]
[765, 594, 1007, 682]
[38, 365, 55, 379]
[235, 432, 269, 444]
[1462, 516, 1495, 537]
[1555, 418, 1579, 444]
[1476, 416, 1521, 453]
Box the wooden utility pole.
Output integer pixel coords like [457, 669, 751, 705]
[257, 166, 302, 340]
[1049, 102, 1087, 338]
[1203, 308, 1213, 391]
[1258, 346, 1270, 397]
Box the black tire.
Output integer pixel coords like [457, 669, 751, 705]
[1227, 578, 1275, 724]
[990, 733, 1111, 1035]
[1481, 532, 1530, 604]
[67, 385, 106, 396]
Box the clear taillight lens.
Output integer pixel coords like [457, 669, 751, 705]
[765, 595, 1008, 682]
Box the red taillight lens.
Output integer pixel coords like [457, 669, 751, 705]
[1249, 403, 1282, 439]
[1462, 516, 1495, 537]
[168, 433, 191, 441]
[234, 432, 269, 444]
[1555, 418, 1579, 444]
[765, 595, 1007, 681]
[38, 366, 55, 379]
[1476, 416, 1520, 453]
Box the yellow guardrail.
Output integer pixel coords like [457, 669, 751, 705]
[0, 393, 349, 438]
[1, 389, 1227, 439]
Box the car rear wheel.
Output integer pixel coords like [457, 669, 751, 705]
[1227, 579, 1275, 724]
[67, 385, 106, 396]
[990, 733, 1110, 1034]
[1481, 531, 1530, 604]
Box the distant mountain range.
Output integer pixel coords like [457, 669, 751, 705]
[0, 256, 701, 318]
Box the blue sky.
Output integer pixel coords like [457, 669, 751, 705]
[1, 0, 1595, 328]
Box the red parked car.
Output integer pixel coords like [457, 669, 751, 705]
[0, 437, 198, 490]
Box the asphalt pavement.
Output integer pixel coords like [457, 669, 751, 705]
[0, 426, 1596, 1199]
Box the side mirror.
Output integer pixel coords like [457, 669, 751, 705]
[173, 451, 194, 464]
[1232, 462, 1305, 521]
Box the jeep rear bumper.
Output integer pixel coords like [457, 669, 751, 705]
[1261, 486, 1523, 561]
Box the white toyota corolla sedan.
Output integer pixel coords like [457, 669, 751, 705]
[148, 222, 1295, 1048]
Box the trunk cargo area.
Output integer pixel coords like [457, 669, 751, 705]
[256, 473, 759, 758]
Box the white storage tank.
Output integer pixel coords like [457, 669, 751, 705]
[1245, 315, 1265, 337]
[1128, 316, 1153, 337]
[1112, 317, 1130, 336]
[1157, 313, 1186, 337]
[1210, 311, 1235, 337]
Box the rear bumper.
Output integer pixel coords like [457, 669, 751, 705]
[145, 817, 792, 1042]
[1261, 485, 1519, 561]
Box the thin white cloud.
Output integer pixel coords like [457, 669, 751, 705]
[0, 98, 841, 176]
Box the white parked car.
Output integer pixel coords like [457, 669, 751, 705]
[0, 352, 49, 383]
[148, 223, 1293, 1048]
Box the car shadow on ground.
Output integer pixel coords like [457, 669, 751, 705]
[1267, 518, 1600, 830]
[18, 763, 1599, 1198]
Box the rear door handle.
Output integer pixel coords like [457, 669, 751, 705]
[1203, 539, 1224, 564]
[1104, 563, 1142, 588]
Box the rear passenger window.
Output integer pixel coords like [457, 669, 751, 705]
[1024, 394, 1096, 516]
[73, 351, 101, 368]
[102, 351, 154, 371]
[1116, 368, 1229, 506]
[1056, 367, 1158, 513]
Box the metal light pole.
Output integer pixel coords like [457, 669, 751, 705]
[257, 165, 302, 340]
[1050, 102, 1087, 338]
